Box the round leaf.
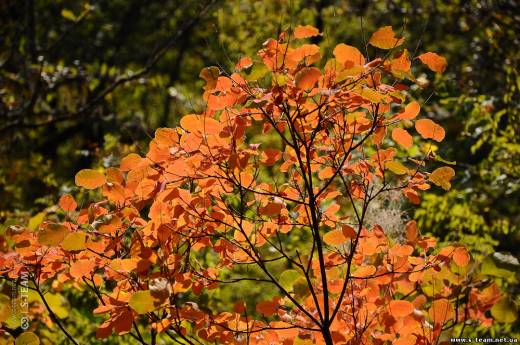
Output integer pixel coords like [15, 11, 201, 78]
[429, 167, 455, 191]
[15, 332, 40, 345]
[129, 290, 156, 314]
[75, 169, 106, 189]
[61, 232, 87, 251]
[38, 223, 69, 246]
[491, 296, 518, 323]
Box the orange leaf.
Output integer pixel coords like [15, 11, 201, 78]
[397, 101, 420, 120]
[295, 67, 321, 90]
[403, 187, 420, 204]
[58, 194, 77, 212]
[261, 149, 281, 166]
[256, 297, 279, 316]
[389, 300, 414, 317]
[428, 298, 454, 325]
[294, 25, 320, 39]
[453, 247, 470, 267]
[415, 119, 445, 142]
[288, 44, 320, 65]
[369, 26, 404, 49]
[333, 43, 365, 67]
[120, 153, 144, 172]
[405, 220, 419, 244]
[323, 229, 348, 246]
[318, 166, 335, 180]
[236, 56, 253, 71]
[261, 203, 282, 217]
[180, 114, 223, 135]
[353, 265, 376, 278]
[199, 66, 220, 91]
[417, 52, 447, 73]
[392, 128, 413, 149]
[389, 49, 410, 73]
[70, 259, 96, 279]
[342, 225, 356, 239]
[75, 169, 106, 189]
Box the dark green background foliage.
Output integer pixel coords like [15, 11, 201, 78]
[1, 0, 519, 343]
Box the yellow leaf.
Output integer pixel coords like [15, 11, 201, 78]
[386, 161, 409, 175]
[0, 294, 11, 323]
[429, 167, 455, 190]
[38, 223, 69, 246]
[61, 232, 87, 251]
[15, 332, 40, 345]
[28, 212, 46, 231]
[491, 296, 518, 323]
[129, 290, 156, 314]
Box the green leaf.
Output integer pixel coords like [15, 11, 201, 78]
[129, 291, 155, 314]
[28, 212, 46, 231]
[491, 296, 518, 323]
[434, 154, 456, 165]
[480, 256, 516, 280]
[246, 64, 268, 81]
[279, 269, 300, 290]
[15, 332, 40, 345]
[272, 74, 290, 86]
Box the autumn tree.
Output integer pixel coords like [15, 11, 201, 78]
[0, 25, 501, 345]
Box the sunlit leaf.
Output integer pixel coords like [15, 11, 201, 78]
[75, 169, 106, 189]
[429, 167, 455, 190]
[38, 223, 69, 246]
[491, 296, 518, 323]
[417, 52, 447, 73]
[369, 26, 404, 49]
[294, 25, 320, 39]
[415, 119, 445, 142]
[15, 332, 39, 345]
[129, 290, 156, 314]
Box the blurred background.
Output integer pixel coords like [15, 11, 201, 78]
[1, 0, 519, 343]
